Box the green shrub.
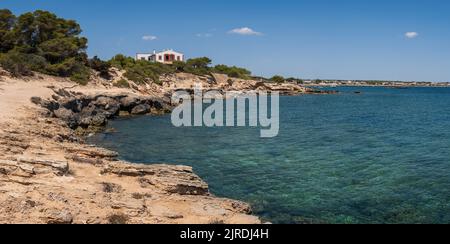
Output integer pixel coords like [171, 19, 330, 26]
[270, 75, 285, 83]
[108, 54, 135, 69]
[0, 9, 16, 53]
[108, 56, 257, 85]
[114, 79, 129, 88]
[124, 62, 157, 84]
[123, 60, 175, 85]
[184, 57, 212, 76]
[0, 9, 90, 81]
[0, 51, 47, 76]
[89, 56, 111, 79]
[213, 64, 251, 79]
[46, 57, 87, 77]
[0, 52, 32, 76]
[227, 79, 234, 86]
[39, 37, 88, 64]
[172, 60, 186, 72]
[171, 58, 212, 76]
[286, 77, 304, 84]
[70, 65, 90, 85]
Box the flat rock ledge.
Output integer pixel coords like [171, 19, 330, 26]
[0, 88, 260, 224]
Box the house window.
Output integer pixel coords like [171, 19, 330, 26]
[159, 56, 162, 60]
[166, 54, 175, 61]
[177, 56, 180, 61]
[140, 57, 145, 60]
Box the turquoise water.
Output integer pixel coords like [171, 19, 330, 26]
[88, 87, 450, 224]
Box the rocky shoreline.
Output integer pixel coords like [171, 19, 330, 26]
[0, 112, 258, 224]
[0, 74, 264, 224]
[30, 72, 334, 134]
[0, 70, 333, 224]
[31, 87, 173, 134]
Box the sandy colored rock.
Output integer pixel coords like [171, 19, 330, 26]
[0, 73, 261, 224]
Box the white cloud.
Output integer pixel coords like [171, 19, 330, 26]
[142, 35, 157, 41]
[228, 27, 262, 36]
[405, 32, 419, 39]
[196, 33, 213, 38]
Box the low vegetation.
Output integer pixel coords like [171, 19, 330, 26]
[108, 55, 255, 85]
[286, 77, 304, 84]
[0, 9, 90, 82]
[117, 58, 175, 85]
[172, 57, 212, 76]
[114, 78, 130, 88]
[270, 75, 286, 83]
[212, 64, 251, 79]
[88, 56, 111, 79]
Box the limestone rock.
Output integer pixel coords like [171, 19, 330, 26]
[44, 209, 73, 224]
[1, 74, 266, 224]
[53, 107, 78, 128]
[65, 146, 118, 159]
[33, 89, 173, 130]
[0, 159, 35, 177]
[119, 96, 140, 111]
[16, 157, 69, 176]
[94, 96, 120, 116]
[101, 163, 209, 196]
[131, 104, 151, 115]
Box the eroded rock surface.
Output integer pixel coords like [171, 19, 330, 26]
[0, 70, 330, 224]
[0, 76, 260, 224]
[0, 113, 260, 224]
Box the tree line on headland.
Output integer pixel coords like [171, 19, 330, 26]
[0, 9, 291, 86]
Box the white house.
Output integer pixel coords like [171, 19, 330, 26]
[136, 49, 184, 64]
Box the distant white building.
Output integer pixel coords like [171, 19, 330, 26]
[136, 49, 184, 64]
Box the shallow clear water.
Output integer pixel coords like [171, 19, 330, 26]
[88, 87, 450, 224]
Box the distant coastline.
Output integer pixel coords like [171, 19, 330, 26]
[300, 80, 450, 88]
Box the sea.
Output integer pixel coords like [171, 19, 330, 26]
[88, 86, 450, 224]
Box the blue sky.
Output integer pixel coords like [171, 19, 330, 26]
[2, 0, 450, 81]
